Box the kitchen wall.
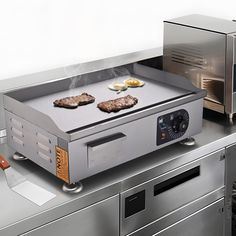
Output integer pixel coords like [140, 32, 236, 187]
[0, 0, 236, 131]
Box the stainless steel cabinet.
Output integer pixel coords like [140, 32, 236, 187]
[225, 143, 236, 236]
[20, 195, 119, 236]
[121, 149, 225, 235]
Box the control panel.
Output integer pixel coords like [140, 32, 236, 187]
[125, 190, 145, 218]
[157, 109, 189, 145]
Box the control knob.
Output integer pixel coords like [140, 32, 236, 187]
[171, 115, 188, 133]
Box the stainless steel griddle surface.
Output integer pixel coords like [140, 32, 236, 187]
[24, 75, 191, 133]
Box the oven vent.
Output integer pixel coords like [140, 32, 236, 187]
[36, 132, 52, 163]
[10, 118, 24, 147]
[171, 46, 205, 69]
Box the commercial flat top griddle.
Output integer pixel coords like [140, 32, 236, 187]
[3, 51, 206, 185]
[24, 75, 190, 133]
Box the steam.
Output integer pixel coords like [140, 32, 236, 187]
[63, 64, 83, 94]
[63, 64, 132, 94]
[109, 67, 131, 81]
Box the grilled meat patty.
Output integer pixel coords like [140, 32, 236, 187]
[97, 95, 138, 113]
[54, 93, 95, 108]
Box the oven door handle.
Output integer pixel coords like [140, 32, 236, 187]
[87, 133, 127, 152]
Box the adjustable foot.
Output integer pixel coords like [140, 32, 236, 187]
[62, 182, 83, 194]
[13, 153, 28, 161]
[180, 137, 196, 146]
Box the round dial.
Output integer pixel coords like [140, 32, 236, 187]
[171, 115, 188, 134]
[157, 109, 189, 146]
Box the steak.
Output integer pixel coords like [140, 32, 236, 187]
[97, 95, 138, 113]
[54, 93, 95, 108]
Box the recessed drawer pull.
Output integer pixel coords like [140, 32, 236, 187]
[154, 166, 200, 196]
[87, 133, 126, 152]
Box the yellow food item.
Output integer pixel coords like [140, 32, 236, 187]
[124, 79, 141, 87]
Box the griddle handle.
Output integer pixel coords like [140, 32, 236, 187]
[0, 155, 10, 170]
[87, 133, 126, 152]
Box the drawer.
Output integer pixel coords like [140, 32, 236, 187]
[20, 195, 119, 236]
[120, 149, 225, 235]
[129, 198, 224, 236]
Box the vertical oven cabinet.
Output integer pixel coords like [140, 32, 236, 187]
[20, 195, 119, 236]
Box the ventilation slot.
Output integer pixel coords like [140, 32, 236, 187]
[38, 151, 51, 162]
[171, 46, 205, 69]
[36, 132, 52, 163]
[12, 136, 24, 146]
[10, 118, 24, 146]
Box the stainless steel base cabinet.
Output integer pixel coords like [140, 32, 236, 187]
[20, 195, 119, 236]
[121, 149, 225, 235]
[129, 198, 224, 236]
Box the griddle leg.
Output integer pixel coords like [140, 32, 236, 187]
[179, 137, 196, 146]
[62, 182, 83, 193]
[13, 152, 28, 161]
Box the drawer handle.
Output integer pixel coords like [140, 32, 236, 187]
[87, 133, 126, 152]
[154, 166, 200, 196]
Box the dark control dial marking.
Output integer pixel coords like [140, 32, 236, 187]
[157, 109, 189, 146]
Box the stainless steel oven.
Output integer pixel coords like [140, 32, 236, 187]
[163, 14, 236, 119]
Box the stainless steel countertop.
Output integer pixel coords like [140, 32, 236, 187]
[0, 109, 236, 236]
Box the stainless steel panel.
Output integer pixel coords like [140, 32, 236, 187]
[163, 17, 227, 114]
[225, 34, 235, 115]
[68, 99, 203, 183]
[0, 129, 6, 138]
[163, 22, 226, 79]
[0, 136, 6, 144]
[87, 133, 126, 168]
[5, 111, 58, 175]
[127, 189, 224, 236]
[224, 143, 236, 236]
[121, 149, 225, 235]
[20, 194, 119, 236]
[232, 35, 236, 115]
[165, 14, 236, 34]
[131, 198, 224, 236]
[0, 94, 6, 132]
